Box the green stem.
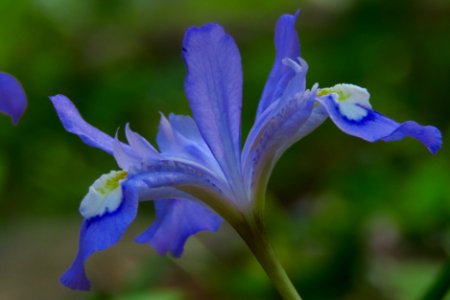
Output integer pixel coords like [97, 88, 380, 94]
[232, 216, 302, 300]
[420, 259, 450, 300]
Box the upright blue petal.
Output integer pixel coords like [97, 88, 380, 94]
[243, 88, 317, 198]
[0, 72, 27, 124]
[125, 123, 158, 159]
[50, 95, 115, 154]
[183, 23, 243, 190]
[257, 11, 301, 116]
[113, 136, 142, 171]
[317, 87, 442, 154]
[279, 58, 308, 102]
[157, 114, 223, 176]
[136, 198, 222, 257]
[60, 183, 139, 290]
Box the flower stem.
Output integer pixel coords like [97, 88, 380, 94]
[233, 217, 302, 300]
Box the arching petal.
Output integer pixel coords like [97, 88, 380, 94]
[317, 84, 442, 154]
[183, 23, 243, 185]
[60, 183, 139, 290]
[0, 72, 27, 124]
[257, 11, 301, 116]
[135, 158, 231, 201]
[136, 198, 222, 257]
[126, 158, 239, 224]
[50, 95, 115, 154]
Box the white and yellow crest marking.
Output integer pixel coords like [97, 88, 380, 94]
[79, 170, 128, 219]
[318, 83, 371, 121]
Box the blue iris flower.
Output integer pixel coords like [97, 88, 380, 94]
[51, 12, 442, 291]
[0, 72, 27, 124]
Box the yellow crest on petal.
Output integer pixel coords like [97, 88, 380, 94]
[79, 170, 128, 219]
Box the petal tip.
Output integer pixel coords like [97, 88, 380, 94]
[182, 23, 227, 56]
[427, 126, 442, 155]
[59, 264, 91, 291]
[0, 72, 27, 124]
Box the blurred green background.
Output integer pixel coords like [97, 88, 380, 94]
[0, 0, 449, 299]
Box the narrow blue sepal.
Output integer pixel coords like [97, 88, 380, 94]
[243, 88, 317, 195]
[0, 72, 27, 124]
[135, 199, 222, 257]
[319, 95, 442, 154]
[50, 95, 115, 154]
[60, 184, 139, 291]
[257, 11, 301, 116]
[381, 121, 442, 154]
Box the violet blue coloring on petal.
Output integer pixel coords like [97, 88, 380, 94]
[0, 72, 27, 124]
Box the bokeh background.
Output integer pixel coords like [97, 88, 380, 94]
[0, 0, 449, 299]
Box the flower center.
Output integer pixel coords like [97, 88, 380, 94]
[79, 170, 128, 219]
[318, 83, 371, 121]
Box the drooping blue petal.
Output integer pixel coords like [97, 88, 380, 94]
[157, 113, 223, 176]
[127, 181, 223, 258]
[136, 198, 222, 257]
[60, 183, 139, 291]
[243, 88, 317, 198]
[318, 93, 442, 154]
[257, 11, 301, 116]
[50, 95, 115, 154]
[0, 72, 27, 124]
[183, 23, 243, 186]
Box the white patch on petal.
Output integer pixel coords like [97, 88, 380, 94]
[318, 83, 371, 121]
[338, 102, 369, 121]
[79, 170, 128, 219]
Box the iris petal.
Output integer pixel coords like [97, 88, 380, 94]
[183, 23, 243, 185]
[60, 183, 139, 290]
[318, 94, 442, 154]
[243, 88, 317, 197]
[136, 198, 222, 257]
[257, 12, 301, 116]
[0, 72, 27, 124]
[243, 58, 322, 198]
[113, 136, 142, 171]
[135, 158, 229, 199]
[157, 114, 223, 175]
[126, 157, 240, 222]
[125, 123, 158, 159]
[50, 95, 115, 154]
